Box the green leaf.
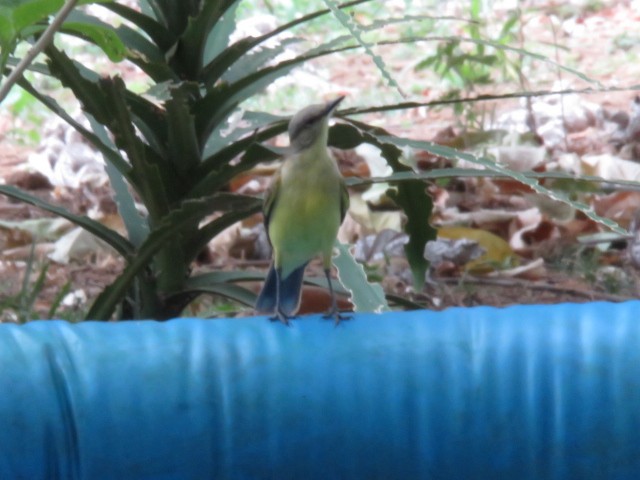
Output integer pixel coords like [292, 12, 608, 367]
[385, 293, 425, 310]
[114, 24, 174, 81]
[498, 12, 519, 42]
[470, 0, 481, 19]
[48, 281, 71, 318]
[19, 70, 173, 225]
[466, 53, 499, 66]
[387, 182, 433, 288]
[200, 34, 354, 139]
[200, 0, 372, 87]
[411, 35, 602, 87]
[145, 0, 199, 37]
[333, 242, 389, 313]
[0, 7, 18, 49]
[220, 37, 302, 84]
[165, 84, 201, 174]
[104, 160, 150, 248]
[203, 110, 284, 159]
[0, 184, 133, 257]
[191, 141, 283, 202]
[322, 0, 404, 98]
[103, 1, 175, 51]
[336, 88, 621, 118]
[0, 0, 113, 47]
[187, 123, 287, 202]
[16, 75, 132, 176]
[184, 199, 261, 262]
[65, 7, 174, 81]
[94, 76, 174, 210]
[413, 55, 437, 71]
[62, 20, 127, 62]
[84, 110, 140, 226]
[44, 45, 111, 120]
[87, 194, 261, 320]
[124, 90, 168, 157]
[181, 272, 258, 307]
[202, 0, 239, 65]
[195, 42, 357, 144]
[96, 76, 145, 165]
[201, 118, 287, 170]
[4, 0, 62, 39]
[333, 120, 437, 287]
[177, 0, 238, 79]
[328, 125, 441, 296]
[25, 256, 48, 312]
[362, 14, 474, 32]
[96, 77, 186, 215]
[376, 135, 627, 235]
[345, 167, 640, 192]
[328, 122, 368, 149]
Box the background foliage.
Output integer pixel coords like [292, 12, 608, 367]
[0, 0, 635, 321]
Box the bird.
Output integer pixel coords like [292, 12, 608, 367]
[255, 96, 350, 325]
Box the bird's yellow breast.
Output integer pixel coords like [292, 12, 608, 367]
[268, 150, 343, 277]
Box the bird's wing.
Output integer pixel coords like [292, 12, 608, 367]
[339, 179, 349, 222]
[263, 169, 281, 238]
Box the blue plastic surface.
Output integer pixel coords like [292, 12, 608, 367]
[1, 302, 640, 479]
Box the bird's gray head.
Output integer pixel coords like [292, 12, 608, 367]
[288, 96, 344, 152]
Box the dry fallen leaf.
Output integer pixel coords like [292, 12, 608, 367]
[593, 191, 640, 228]
[438, 226, 518, 273]
[581, 153, 640, 181]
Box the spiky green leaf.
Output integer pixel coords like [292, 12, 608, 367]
[200, 0, 372, 87]
[103, 1, 175, 51]
[165, 83, 201, 174]
[62, 19, 127, 62]
[333, 120, 436, 287]
[87, 193, 261, 319]
[333, 242, 389, 313]
[377, 135, 627, 235]
[322, 0, 404, 97]
[0, 184, 133, 257]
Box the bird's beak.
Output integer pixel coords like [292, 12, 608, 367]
[323, 96, 345, 117]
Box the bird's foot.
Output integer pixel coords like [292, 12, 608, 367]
[322, 309, 352, 326]
[269, 310, 294, 326]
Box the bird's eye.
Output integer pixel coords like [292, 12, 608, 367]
[305, 113, 322, 126]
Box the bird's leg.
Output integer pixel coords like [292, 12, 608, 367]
[322, 267, 351, 325]
[269, 267, 292, 326]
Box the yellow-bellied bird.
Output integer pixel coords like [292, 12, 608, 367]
[256, 96, 349, 324]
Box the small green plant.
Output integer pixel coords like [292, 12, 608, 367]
[414, 1, 522, 123]
[0, 243, 71, 322]
[574, 248, 601, 285]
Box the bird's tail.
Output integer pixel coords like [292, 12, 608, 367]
[255, 262, 308, 317]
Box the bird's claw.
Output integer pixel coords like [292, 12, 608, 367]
[322, 309, 352, 325]
[269, 310, 294, 326]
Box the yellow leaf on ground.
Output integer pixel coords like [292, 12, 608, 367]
[438, 226, 518, 273]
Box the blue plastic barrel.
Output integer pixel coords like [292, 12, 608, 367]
[1, 301, 639, 479]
